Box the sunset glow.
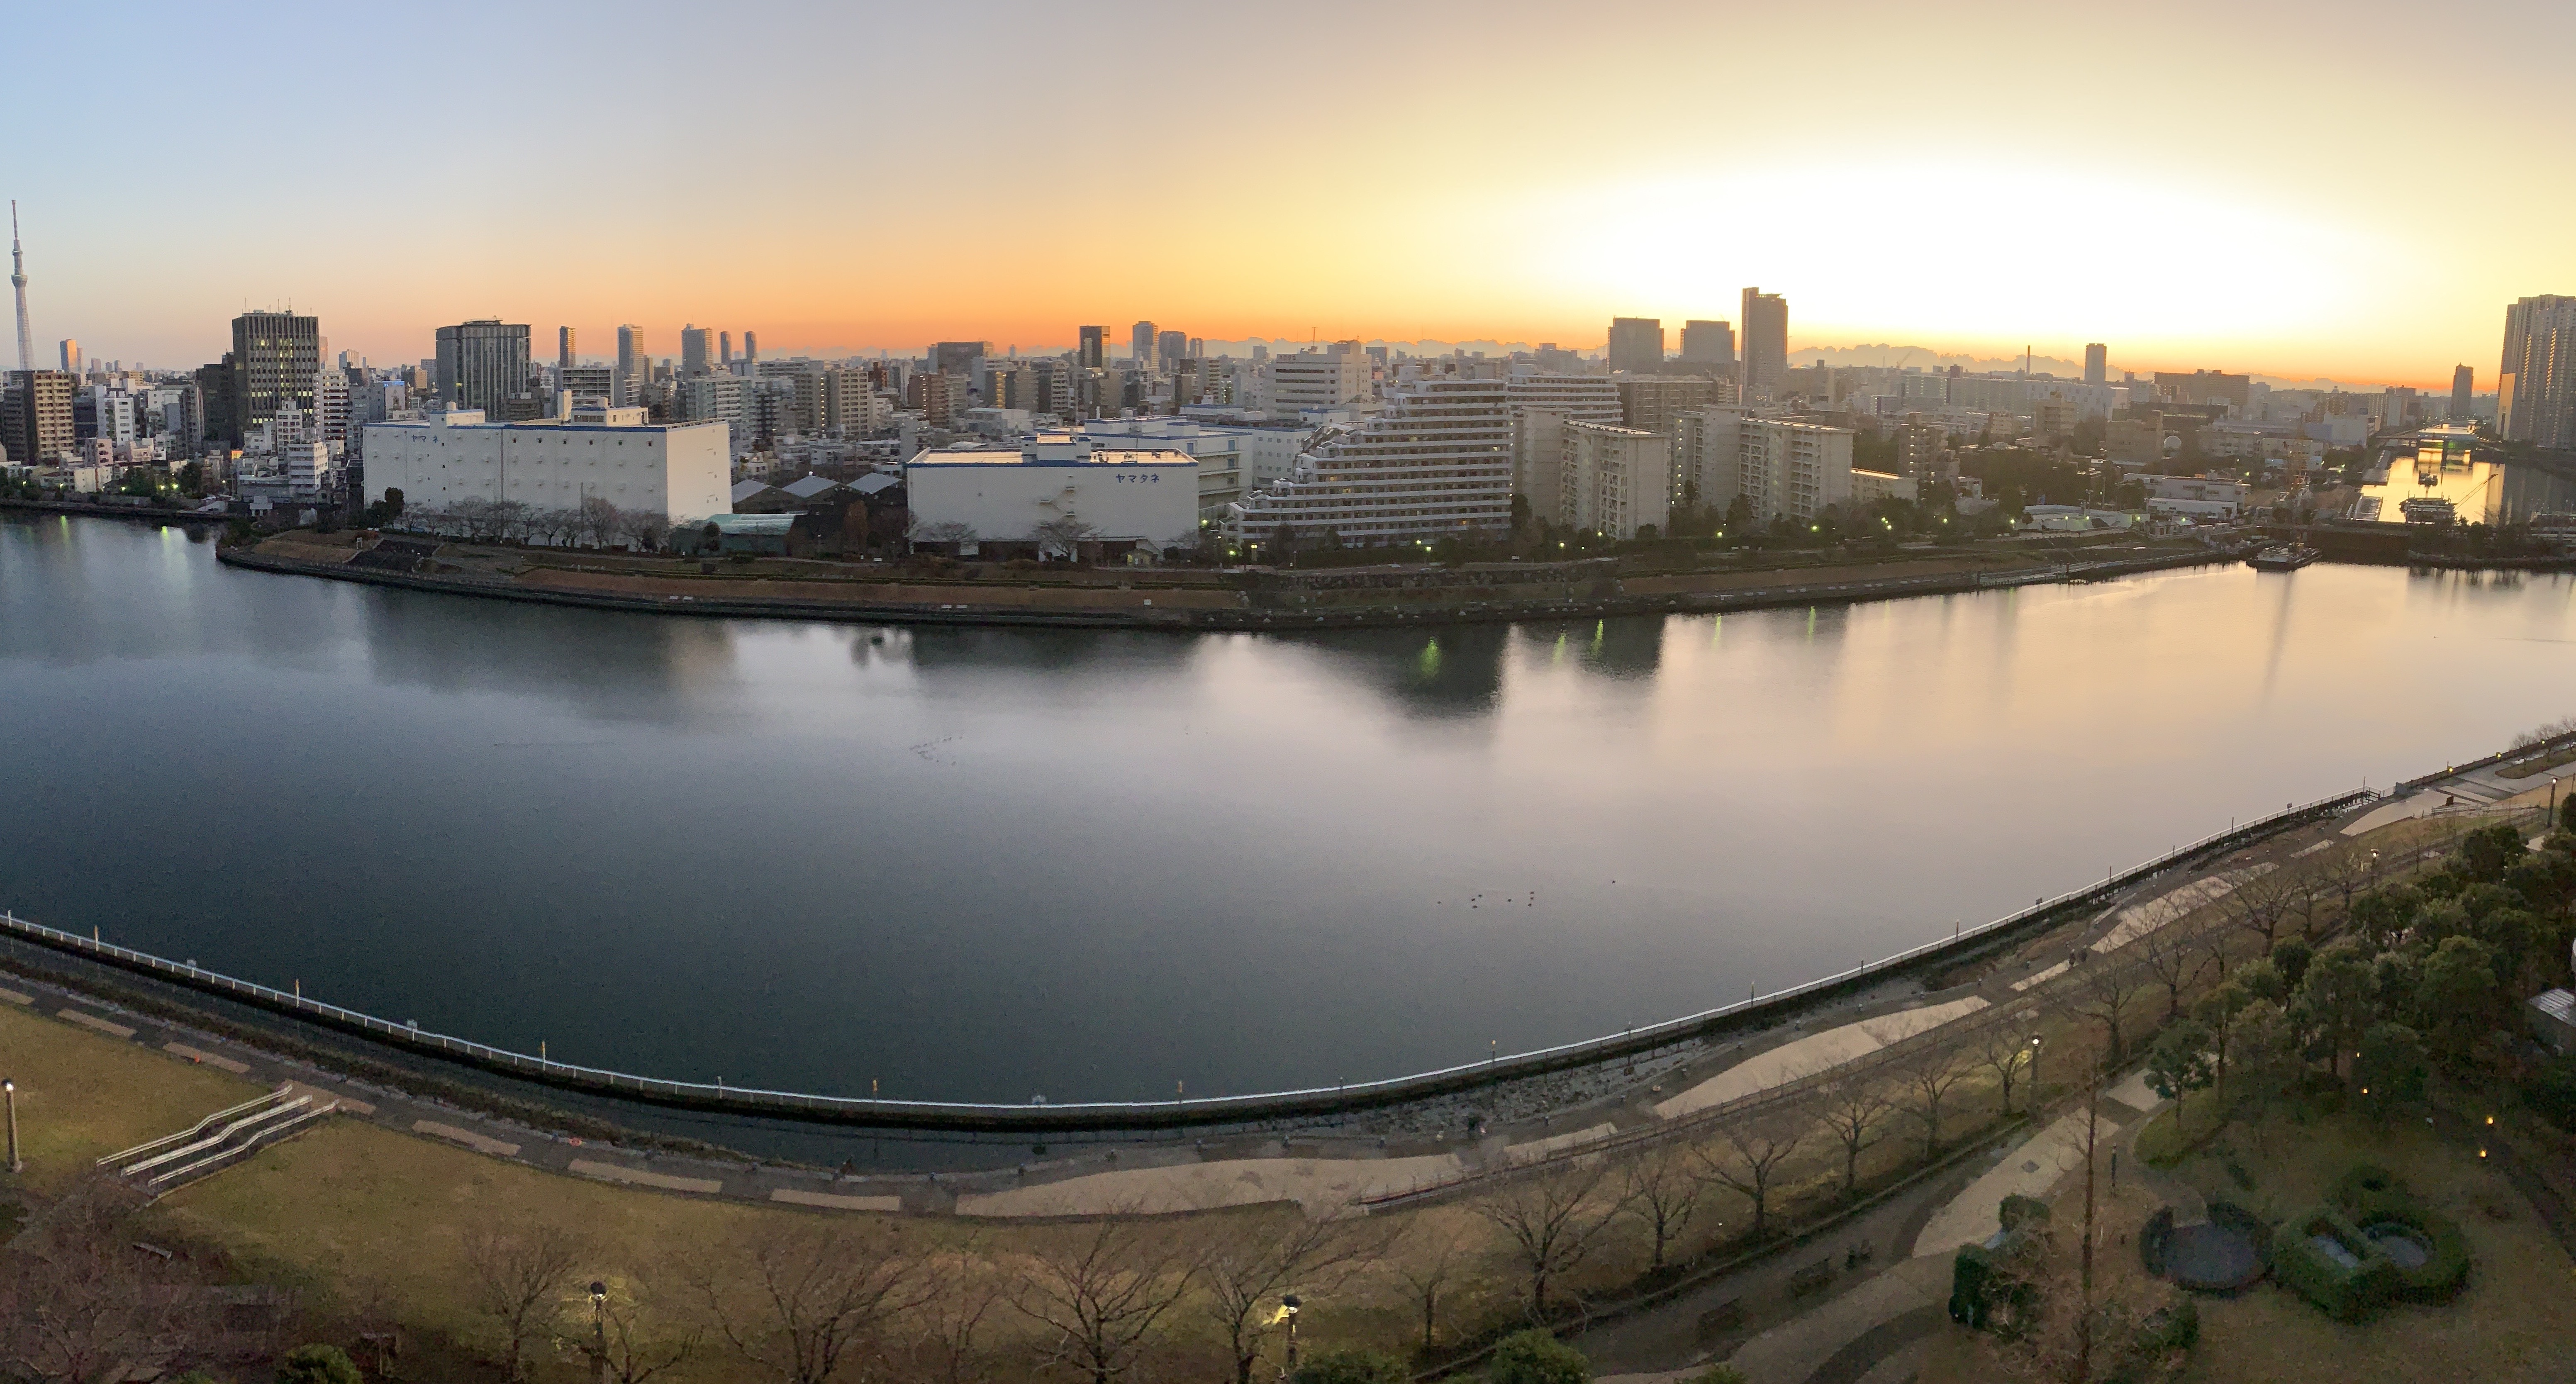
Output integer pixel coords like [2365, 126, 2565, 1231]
[12, 0, 2572, 385]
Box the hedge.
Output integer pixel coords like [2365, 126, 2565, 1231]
[2274, 1209, 2399, 1321]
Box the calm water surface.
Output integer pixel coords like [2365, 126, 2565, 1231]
[4, 516, 2572, 1102]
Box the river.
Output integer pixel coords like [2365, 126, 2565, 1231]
[2, 514, 2571, 1104]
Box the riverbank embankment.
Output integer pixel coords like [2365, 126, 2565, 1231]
[210, 527, 2229, 631]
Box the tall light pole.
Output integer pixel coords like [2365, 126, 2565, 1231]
[1277, 1294, 1301, 1381]
[4, 1079, 19, 1174]
[589, 1280, 607, 1384]
[2028, 1036, 2043, 1107]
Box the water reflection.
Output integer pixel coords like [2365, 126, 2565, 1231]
[5, 518, 2576, 1102]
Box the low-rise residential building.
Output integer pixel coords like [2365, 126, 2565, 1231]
[1680, 409, 1856, 524]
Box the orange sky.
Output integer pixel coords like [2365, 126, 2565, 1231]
[13, 1, 2573, 389]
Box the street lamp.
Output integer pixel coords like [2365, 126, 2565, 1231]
[2028, 1036, 2042, 1105]
[1278, 1294, 1302, 1380]
[3, 1079, 17, 1174]
[589, 1280, 608, 1384]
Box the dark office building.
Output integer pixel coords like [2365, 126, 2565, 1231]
[1606, 317, 1663, 374]
[1679, 319, 1735, 371]
[228, 310, 321, 446]
[1077, 325, 1106, 370]
[434, 319, 534, 419]
[1738, 288, 1787, 397]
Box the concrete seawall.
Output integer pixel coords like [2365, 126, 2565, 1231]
[212, 543, 2229, 633]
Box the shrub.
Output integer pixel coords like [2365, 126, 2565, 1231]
[1688, 1368, 1750, 1384]
[1999, 1193, 2052, 1231]
[2135, 1296, 2201, 1352]
[2331, 1170, 2471, 1300]
[1292, 1350, 1409, 1384]
[1487, 1330, 1590, 1384]
[2274, 1211, 2399, 1321]
[275, 1344, 364, 1384]
[2139, 1207, 2175, 1277]
[2524, 1053, 2576, 1134]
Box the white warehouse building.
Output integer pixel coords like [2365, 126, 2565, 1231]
[361, 406, 731, 525]
[905, 434, 1200, 555]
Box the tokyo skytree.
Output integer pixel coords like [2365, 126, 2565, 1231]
[9, 201, 29, 372]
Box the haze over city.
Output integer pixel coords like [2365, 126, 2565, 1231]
[12, 0, 2574, 385]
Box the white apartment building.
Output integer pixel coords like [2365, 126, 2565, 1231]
[1506, 373, 1622, 508]
[1560, 420, 1670, 539]
[361, 406, 731, 525]
[1224, 376, 1512, 547]
[905, 435, 1199, 551]
[1261, 343, 1369, 415]
[1679, 409, 1856, 524]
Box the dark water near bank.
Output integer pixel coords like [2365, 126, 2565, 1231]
[4, 516, 2572, 1103]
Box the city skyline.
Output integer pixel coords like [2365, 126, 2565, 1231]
[7, 1, 2573, 385]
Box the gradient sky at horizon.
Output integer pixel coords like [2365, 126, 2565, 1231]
[13, 0, 2571, 387]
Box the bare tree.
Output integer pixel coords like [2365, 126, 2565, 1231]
[577, 1276, 702, 1384]
[1028, 515, 1099, 561]
[1011, 1216, 1200, 1384]
[1463, 1158, 1630, 1321]
[2220, 867, 2295, 958]
[1974, 1019, 2037, 1116]
[1692, 1102, 1810, 1240]
[2133, 917, 2213, 1021]
[1891, 1043, 1977, 1164]
[911, 518, 975, 547]
[1810, 1066, 1895, 1197]
[1194, 1213, 1380, 1384]
[1619, 1142, 1706, 1271]
[910, 1251, 1007, 1384]
[464, 1223, 592, 1383]
[1385, 1219, 1478, 1354]
[2049, 954, 2150, 1068]
[691, 1221, 931, 1384]
[0, 1179, 215, 1384]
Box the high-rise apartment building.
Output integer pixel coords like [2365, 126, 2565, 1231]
[2451, 365, 2475, 420]
[1226, 376, 1512, 546]
[2498, 295, 2576, 449]
[58, 339, 78, 375]
[1606, 317, 1663, 374]
[680, 325, 713, 377]
[434, 320, 534, 419]
[227, 310, 322, 447]
[1130, 321, 1157, 369]
[557, 327, 577, 370]
[1, 369, 74, 465]
[1505, 374, 1624, 514]
[719, 331, 734, 367]
[616, 325, 646, 407]
[1558, 420, 1671, 539]
[743, 331, 758, 363]
[1680, 408, 1854, 525]
[1739, 289, 1787, 398]
[1078, 325, 1107, 370]
[2084, 343, 2108, 386]
[1679, 320, 1735, 371]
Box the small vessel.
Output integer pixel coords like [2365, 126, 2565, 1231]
[2247, 543, 2317, 572]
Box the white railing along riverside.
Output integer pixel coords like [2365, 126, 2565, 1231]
[0, 787, 2375, 1129]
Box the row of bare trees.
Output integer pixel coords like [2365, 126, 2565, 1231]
[394, 494, 673, 551]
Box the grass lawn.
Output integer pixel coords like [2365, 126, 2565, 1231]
[0, 999, 266, 1196]
[1923, 1108, 2576, 1383]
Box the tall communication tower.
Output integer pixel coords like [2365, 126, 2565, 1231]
[9, 201, 29, 372]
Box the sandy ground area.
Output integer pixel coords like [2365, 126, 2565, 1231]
[950, 1149, 1464, 1218]
[2091, 865, 2272, 953]
[1652, 997, 1991, 1121]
